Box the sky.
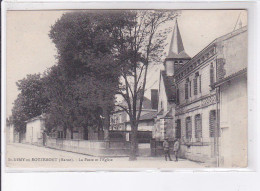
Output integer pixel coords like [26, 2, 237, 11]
[6, 10, 247, 117]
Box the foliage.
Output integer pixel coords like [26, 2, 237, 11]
[12, 74, 49, 132]
[11, 10, 178, 161]
[47, 11, 135, 139]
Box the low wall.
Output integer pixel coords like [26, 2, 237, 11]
[151, 140, 175, 156]
[46, 138, 151, 157]
[180, 144, 211, 163]
[150, 140, 215, 164]
[46, 138, 131, 157]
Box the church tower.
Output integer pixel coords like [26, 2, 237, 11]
[165, 19, 191, 76]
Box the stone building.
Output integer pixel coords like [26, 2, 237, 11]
[25, 114, 47, 145]
[212, 27, 247, 167]
[110, 92, 158, 143]
[6, 121, 19, 143]
[155, 19, 247, 166]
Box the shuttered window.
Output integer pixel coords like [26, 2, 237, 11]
[185, 82, 189, 99]
[195, 114, 202, 140]
[175, 119, 181, 139]
[209, 110, 217, 137]
[176, 88, 180, 105]
[185, 117, 192, 140]
[193, 78, 198, 95]
[199, 75, 202, 93]
[194, 72, 199, 95]
[189, 81, 192, 97]
[210, 63, 215, 85]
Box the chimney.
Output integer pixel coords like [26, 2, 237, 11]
[151, 89, 158, 110]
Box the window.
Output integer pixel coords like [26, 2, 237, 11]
[176, 88, 180, 105]
[58, 131, 64, 139]
[199, 75, 202, 93]
[119, 114, 122, 123]
[195, 114, 202, 141]
[189, 81, 192, 97]
[194, 72, 199, 95]
[209, 110, 218, 137]
[175, 119, 181, 139]
[210, 63, 215, 85]
[185, 117, 192, 140]
[185, 79, 189, 99]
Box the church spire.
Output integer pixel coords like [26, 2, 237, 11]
[167, 19, 190, 59]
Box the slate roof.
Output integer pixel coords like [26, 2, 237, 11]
[163, 109, 173, 119]
[167, 19, 190, 60]
[115, 96, 153, 112]
[161, 70, 176, 102]
[139, 111, 158, 121]
[25, 114, 46, 123]
[213, 68, 247, 88]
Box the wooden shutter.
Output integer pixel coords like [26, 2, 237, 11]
[195, 114, 202, 139]
[199, 75, 202, 93]
[209, 110, 216, 137]
[189, 81, 191, 97]
[194, 78, 198, 95]
[176, 88, 180, 104]
[210, 64, 215, 85]
[185, 83, 188, 99]
[186, 117, 192, 140]
[175, 119, 181, 139]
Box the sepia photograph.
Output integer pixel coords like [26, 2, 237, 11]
[5, 9, 248, 169]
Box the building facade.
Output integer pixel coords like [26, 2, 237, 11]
[110, 92, 158, 143]
[6, 122, 19, 143]
[25, 114, 47, 145]
[155, 19, 247, 165]
[213, 27, 248, 167]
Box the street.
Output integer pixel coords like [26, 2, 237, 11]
[6, 143, 207, 169]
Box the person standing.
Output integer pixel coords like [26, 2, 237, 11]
[163, 138, 172, 161]
[173, 138, 180, 161]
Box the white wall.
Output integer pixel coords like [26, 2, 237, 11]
[219, 75, 247, 167]
[26, 119, 43, 144]
[6, 124, 14, 143]
[222, 30, 248, 76]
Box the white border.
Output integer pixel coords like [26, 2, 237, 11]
[2, 0, 260, 190]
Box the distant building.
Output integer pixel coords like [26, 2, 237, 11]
[25, 114, 47, 145]
[6, 121, 19, 143]
[155, 19, 247, 166]
[52, 125, 91, 140]
[110, 90, 158, 143]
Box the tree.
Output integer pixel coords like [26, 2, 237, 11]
[48, 11, 135, 140]
[114, 10, 179, 160]
[12, 74, 49, 132]
[47, 10, 178, 161]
